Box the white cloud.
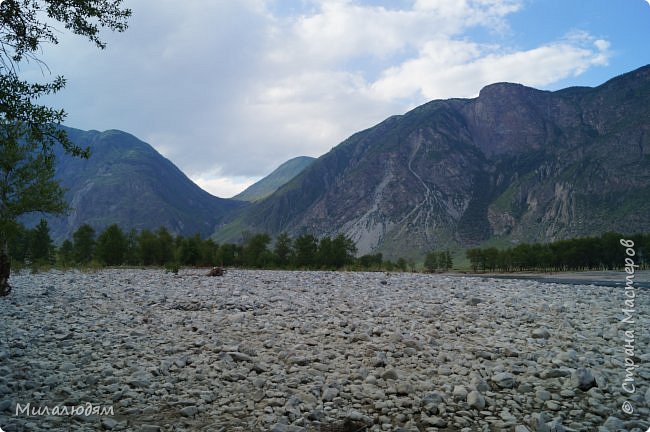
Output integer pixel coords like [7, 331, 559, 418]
[369, 33, 611, 101]
[22, 0, 614, 197]
[275, 0, 522, 68]
[194, 175, 258, 199]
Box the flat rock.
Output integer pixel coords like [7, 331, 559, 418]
[179, 405, 199, 417]
[227, 352, 253, 362]
[492, 372, 515, 389]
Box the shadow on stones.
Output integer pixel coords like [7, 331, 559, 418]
[309, 420, 369, 432]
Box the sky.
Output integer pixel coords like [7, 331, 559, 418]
[19, 0, 650, 198]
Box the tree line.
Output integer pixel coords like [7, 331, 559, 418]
[10, 221, 413, 271]
[466, 232, 649, 272]
[13, 221, 647, 273]
[424, 250, 453, 272]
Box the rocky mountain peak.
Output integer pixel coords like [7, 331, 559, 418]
[214, 65, 650, 258]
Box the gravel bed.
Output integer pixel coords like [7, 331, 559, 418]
[0, 268, 648, 431]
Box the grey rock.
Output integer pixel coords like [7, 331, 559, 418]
[471, 376, 490, 392]
[227, 312, 247, 323]
[467, 390, 486, 410]
[179, 405, 199, 417]
[533, 412, 551, 432]
[351, 333, 370, 342]
[322, 387, 339, 401]
[252, 389, 265, 402]
[422, 391, 445, 405]
[251, 362, 268, 373]
[492, 372, 515, 389]
[571, 368, 597, 391]
[59, 361, 75, 371]
[601, 416, 625, 431]
[347, 410, 373, 424]
[422, 415, 447, 427]
[517, 383, 534, 393]
[270, 423, 305, 432]
[453, 385, 468, 400]
[555, 350, 577, 363]
[373, 351, 388, 367]
[503, 347, 520, 357]
[475, 350, 493, 360]
[199, 391, 217, 402]
[532, 328, 551, 339]
[0, 399, 12, 412]
[547, 419, 566, 432]
[287, 356, 310, 366]
[396, 382, 413, 395]
[545, 400, 560, 411]
[535, 389, 551, 402]
[307, 409, 325, 421]
[101, 418, 119, 430]
[540, 368, 571, 379]
[228, 351, 253, 362]
[403, 338, 422, 350]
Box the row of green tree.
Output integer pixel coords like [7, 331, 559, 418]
[466, 232, 649, 272]
[16, 221, 646, 273]
[424, 250, 453, 272]
[10, 221, 416, 271]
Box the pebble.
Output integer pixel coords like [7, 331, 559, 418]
[532, 327, 551, 339]
[467, 390, 486, 410]
[492, 372, 516, 389]
[571, 367, 598, 391]
[101, 418, 119, 429]
[453, 385, 468, 401]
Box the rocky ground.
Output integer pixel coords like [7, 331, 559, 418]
[0, 268, 649, 432]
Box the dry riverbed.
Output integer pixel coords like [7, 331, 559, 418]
[0, 269, 649, 431]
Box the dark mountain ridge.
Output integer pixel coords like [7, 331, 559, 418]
[214, 65, 650, 258]
[31, 127, 246, 241]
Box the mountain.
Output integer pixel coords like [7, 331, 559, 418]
[213, 65, 650, 258]
[232, 156, 315, 202]
[31, 127, 246, 242]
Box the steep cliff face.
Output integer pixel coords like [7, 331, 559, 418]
[214, 65, 650, 257]
[477, 66, 650, 244]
